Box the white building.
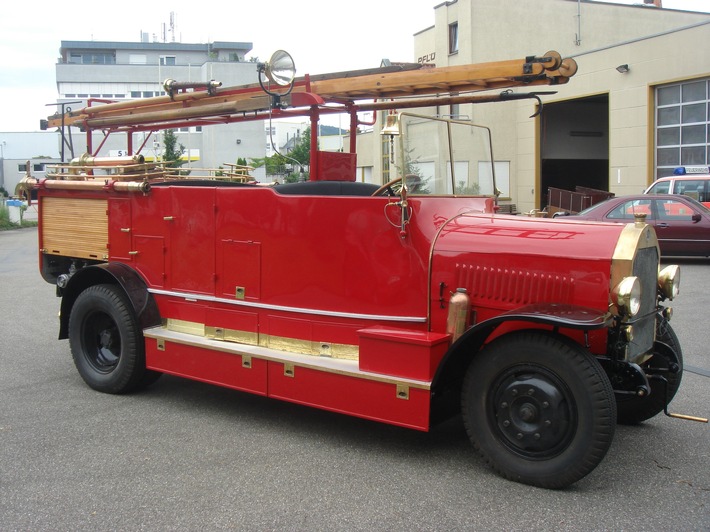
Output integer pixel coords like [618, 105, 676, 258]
[0, 132, 61, 196]
[49, 39, 267, 179]
[354, 0, 710, 212]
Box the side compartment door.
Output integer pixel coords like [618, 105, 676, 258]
[166, 187, 216, 295]
[107, 197, 132, 261]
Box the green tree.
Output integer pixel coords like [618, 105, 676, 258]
[249, 127, 311, 183]
[162, 129, 186, 170]
[289, 127, 311, 167]
[250, 155, 288, 176]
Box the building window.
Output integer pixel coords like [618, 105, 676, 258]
[66, 52, 115, 64]
[448, 22, 459, 55]
[17, 163, 46, 172]
[160, 56, 177, 66]
[130, 91, 141, 98]
[655, 78, 709, 178]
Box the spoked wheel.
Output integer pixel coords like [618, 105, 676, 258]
[461, 331, 616, 489]
[616, 315, 683, 424]
[69, 284, 160, 394]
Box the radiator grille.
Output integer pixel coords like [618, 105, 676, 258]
[628, 246, 659, 359]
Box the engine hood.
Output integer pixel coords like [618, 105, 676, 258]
[434, 213, 624, 261]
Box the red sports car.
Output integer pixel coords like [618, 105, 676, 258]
[561, 194, 710, 257]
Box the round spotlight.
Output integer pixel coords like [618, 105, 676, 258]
[264, 50, 296, 87]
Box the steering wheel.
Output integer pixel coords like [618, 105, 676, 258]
[371, 176, 404, 197]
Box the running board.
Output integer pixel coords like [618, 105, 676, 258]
[142, 326, 433, 430]
[143, 326, 431, 390]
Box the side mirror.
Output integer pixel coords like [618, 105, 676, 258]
[692, 213, 702, 223]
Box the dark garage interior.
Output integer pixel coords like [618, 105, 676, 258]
[540, 95, 610, 209]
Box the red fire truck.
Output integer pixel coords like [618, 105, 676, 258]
[28, 51, 696, 488]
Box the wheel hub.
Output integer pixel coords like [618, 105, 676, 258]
[83, 312, 121, 372]
[99, 329, 114, 349]
[518, 403, 538, 423]
[493, 371, 575, 457]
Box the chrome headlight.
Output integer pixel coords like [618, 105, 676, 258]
[658, 264, 680, 301]
[612, 276, 641, 317]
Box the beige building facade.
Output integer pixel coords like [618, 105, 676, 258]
[357, 0, 710, 213]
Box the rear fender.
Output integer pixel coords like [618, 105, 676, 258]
[58, 263, 160, 339]
[431, 303, 613, 394]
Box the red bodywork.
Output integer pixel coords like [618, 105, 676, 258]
[34, 52, 686, 489]
[38, 183, 625, 430]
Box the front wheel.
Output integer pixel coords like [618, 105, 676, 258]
[68, 284, 159, 394]
[461, 331, 616, 489]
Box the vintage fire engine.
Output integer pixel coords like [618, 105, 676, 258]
[28, 50, 699, 488]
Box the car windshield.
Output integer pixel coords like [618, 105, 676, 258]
[390, 112, 498, 197]
[646, 181, 670, 194]
[578, 201, 611, 216]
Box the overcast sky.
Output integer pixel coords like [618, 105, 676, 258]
[0, 0, 707, 134]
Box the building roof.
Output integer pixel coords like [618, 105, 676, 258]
[569, 0, 710, 15]
[59, 40, 253, 53]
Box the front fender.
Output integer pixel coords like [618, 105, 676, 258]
[431, 303, 613, 393]
[58, 262, 161, 339]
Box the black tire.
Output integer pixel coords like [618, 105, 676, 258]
[616, 316, 683, 425]
[68, 284, 160, 394]
[461, 330, 616, 489]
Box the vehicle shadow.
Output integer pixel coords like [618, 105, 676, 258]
[138, 373, 475, 459]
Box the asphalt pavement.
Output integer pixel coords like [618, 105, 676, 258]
[1, 227, 708, 531]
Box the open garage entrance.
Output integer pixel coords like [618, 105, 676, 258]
[539, 94, 609, 210]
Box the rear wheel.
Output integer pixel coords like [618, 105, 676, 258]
[68, 284, 160, 393]
[616, 316, 683, 424]
[461, 331, 616, 489]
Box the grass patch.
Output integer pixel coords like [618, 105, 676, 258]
[0, 205, 37, 230]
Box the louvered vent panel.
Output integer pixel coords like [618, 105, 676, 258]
[455, 263, 574, 306]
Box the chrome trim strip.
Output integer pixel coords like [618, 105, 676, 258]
[148, 288, 427, 323]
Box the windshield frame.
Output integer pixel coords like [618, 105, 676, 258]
[386, 112, 498, 198]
